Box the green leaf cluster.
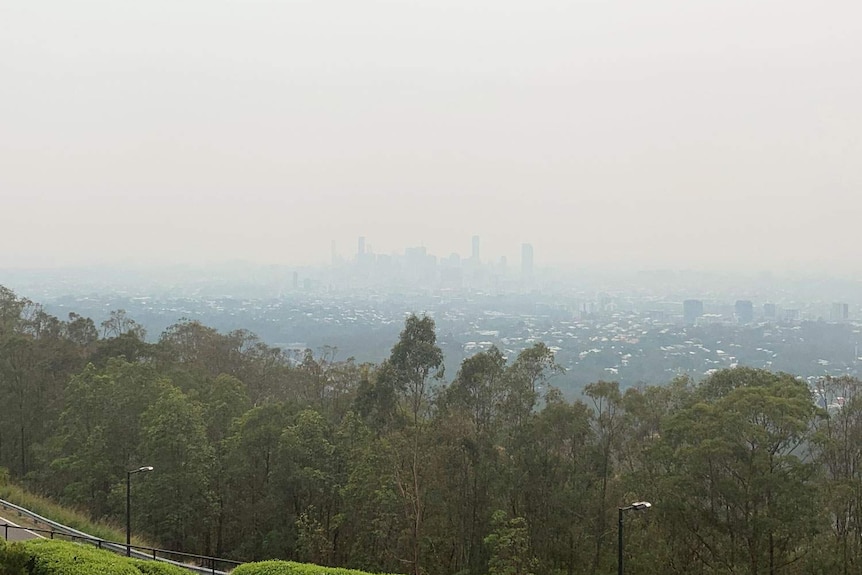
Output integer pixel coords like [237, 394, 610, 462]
[232, 559, 398, 575]
[9, 283, 862, 575]
[0, 537, 32, 575]
[10, 540, 189, 575]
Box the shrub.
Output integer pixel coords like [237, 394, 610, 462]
[231, 560, 398, 575]
[20, 540, 187, 575]
[130, 558, 193, 575]
[0, 537, 32, 575]
[23, 540, 140, 575]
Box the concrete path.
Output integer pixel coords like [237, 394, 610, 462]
[0, 516, 43, 542]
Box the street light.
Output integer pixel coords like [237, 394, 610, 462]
[126, 466, 153, 557]
[618, 501, 651, 575]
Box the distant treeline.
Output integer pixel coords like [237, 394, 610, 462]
[1, 284, 861, 575]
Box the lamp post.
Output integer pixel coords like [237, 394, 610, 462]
[126, 466, 153, 557]
[618, 501, 651, 575]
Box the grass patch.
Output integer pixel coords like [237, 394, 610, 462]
[0, 478, 154, 549]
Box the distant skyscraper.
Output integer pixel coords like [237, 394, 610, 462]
[831, 302, 849, 322]
[783, 308, 800, 321]
[357, 237, 366, 258]
[735, 300, 754, 324]
[683, 299, 704, 324]
[471, 235, 480, 262]
[521, 243, 534, 279]
[763, 303, 776, 319]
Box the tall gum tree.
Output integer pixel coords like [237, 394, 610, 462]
[812, 376, 862, 573]
[386, 314, 443, 575]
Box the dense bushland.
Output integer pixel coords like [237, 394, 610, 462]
[1, 284, 860, 575]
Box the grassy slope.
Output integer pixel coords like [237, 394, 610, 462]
[0, 479, 155, 549]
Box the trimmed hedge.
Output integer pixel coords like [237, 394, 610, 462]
[231, 560, 398, 575]
[0, 539, 190, 575]
[22, 540, 140, 575]
[130, 558, 193, 575]
[3, 538, 397, 575]
[0, 537, 32, 575]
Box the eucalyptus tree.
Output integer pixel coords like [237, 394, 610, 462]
[0, 293, 83, 477]
[51, 359, 163, 518]
[197, 373, 251, 556]
[100, 309, 146, 340]
[583, 380, 625, 575]
[812, 376, 862, 574]
[334, 410, 402, 573]
[383, 314, 444, 575]
[484, 510, 538, 575]
[63, 312, 99, 358]
[137, 383, 215, 554]
[272, 409, 339, 564]
[222, 402, 295, 560]
[658, 368, 820, 575]
[432, 346, 508, 574]
[507, 391, 595, 575]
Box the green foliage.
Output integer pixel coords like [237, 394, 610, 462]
[484, 511, 537, 575]
[231, 559, 398, 575]
[0, 480, 149, 546]
[128, 559, 191, 575]
[21, 540, 140, 575]
[137, 384, 214, 551]
[0, 535, 195, 575]
[0, 538, 31, 575]
[9, 284, 862, 575]
[2, 540, 189, 575]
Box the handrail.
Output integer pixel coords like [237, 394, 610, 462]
[0, 498, 240, 574]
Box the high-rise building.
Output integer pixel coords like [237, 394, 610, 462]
[763, 303, 777, 319]
[683, 299, 704, 324]
[521, 243, 534, 279]
[357, 236, 366, 257]
[783, 308, 800, 321]
[831, 302, 849, 322]
[471, 235, 480, 262]
[735, 300, 754, 324]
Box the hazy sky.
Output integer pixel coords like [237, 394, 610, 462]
[1, 1, 860, 272]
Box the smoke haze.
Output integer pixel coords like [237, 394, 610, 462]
[1, 1, 859, 271]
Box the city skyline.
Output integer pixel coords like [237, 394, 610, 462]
[2, 1, 860, 273]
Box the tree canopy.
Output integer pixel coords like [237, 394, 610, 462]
[0, 284, 857, 575]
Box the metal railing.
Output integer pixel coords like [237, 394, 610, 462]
[0, 498, 241, 574]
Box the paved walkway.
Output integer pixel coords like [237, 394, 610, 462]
[0, 516, 43, 542]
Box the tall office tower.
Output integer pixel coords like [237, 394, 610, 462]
[831, 302, 849, 321]
[331, 240, 337, 266]
[471, 235, 480, 262]
[521, 243, 534, 279]
[357, 236, 366, 258]
[735, 300, 754, 324]
[763, 303, 777, 319]
[683, 299, 704, 324]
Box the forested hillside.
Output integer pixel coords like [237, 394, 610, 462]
[1, 283, 861, 575]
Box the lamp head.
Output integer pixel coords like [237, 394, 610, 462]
[631, 501, 651, 510]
